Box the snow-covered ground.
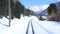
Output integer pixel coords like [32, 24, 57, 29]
[0, 15, 60, 34]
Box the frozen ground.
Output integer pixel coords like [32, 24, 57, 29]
[0, 15, 60, 34]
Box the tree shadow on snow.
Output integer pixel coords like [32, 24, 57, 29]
[0, 22, 9, 27]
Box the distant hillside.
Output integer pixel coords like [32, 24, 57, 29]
[36, 1, 60, 16]
[55, 1, 60, 11]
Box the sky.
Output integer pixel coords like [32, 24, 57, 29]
[19, 0, 60, 11]
[19, 0, 58, 8]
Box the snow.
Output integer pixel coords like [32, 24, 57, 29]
[0, 15, 60, 34]
[58, 0, 60, 1]
[29, 4, 49, 12]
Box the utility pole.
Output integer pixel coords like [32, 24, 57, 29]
[8, 0, 11, 27]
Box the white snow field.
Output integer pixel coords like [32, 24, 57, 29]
[0, 15, 60, 34]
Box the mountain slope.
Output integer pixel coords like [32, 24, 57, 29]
[40, 1, 60, 16]
[34, 1, 60, 16]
